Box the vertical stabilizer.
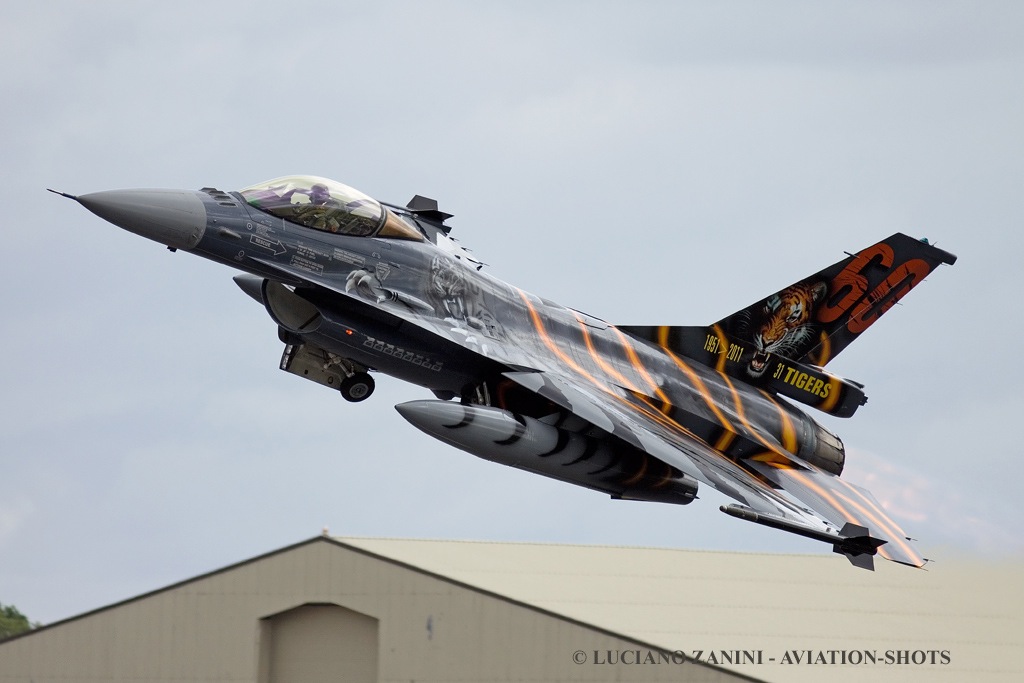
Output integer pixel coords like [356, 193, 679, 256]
[619, 234, 955, 417]
[715, 233, 956, 369]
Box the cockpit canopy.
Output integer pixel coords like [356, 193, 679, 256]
[240, 175, 386, 237]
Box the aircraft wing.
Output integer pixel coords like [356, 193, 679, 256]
[503, 369, 924, 569]
[253, 258, 922, 569]
[743, 460, 923, 567]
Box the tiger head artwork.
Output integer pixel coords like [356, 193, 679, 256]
[746, 281, 827, 377]
[428, 255, 468, 321]
[427, 255, 503, 340]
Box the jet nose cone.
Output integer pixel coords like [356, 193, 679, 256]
[77, 189, 207, 250]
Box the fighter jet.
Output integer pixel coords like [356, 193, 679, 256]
[53, 175, 956, 570]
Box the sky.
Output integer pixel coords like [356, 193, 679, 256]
[2, 1, 1023, 625]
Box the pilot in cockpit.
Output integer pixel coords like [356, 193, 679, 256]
[292, 182, 345, 232]
[242, 177, 383, 235]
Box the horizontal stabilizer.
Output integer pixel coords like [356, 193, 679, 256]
[620, 325, 867, 417]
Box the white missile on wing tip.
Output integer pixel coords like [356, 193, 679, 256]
[395, 400, 698, 504]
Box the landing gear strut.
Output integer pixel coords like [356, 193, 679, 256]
[316, 353, 375, 402]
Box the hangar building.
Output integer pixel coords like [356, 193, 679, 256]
[0, 535, 1019, 682]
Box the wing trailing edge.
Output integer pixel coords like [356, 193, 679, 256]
[502, 368, 925, 569]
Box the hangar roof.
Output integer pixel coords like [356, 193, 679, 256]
[340, 536, 1023, 683]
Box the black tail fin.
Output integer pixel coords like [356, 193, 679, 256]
[714, 233, 956, 368]
[619, 234, 955, 417]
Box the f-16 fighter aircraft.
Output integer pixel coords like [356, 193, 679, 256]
[53, 175, 956, 570]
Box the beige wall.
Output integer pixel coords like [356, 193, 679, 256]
[259, 603, 379, 683]
[0, 539, 749, 683]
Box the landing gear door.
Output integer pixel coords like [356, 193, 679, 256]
[280, 343, 346, 391]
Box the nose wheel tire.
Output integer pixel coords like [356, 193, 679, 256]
[340, 372, 375, 402]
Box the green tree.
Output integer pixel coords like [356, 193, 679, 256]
[0, 603, 36, 639]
